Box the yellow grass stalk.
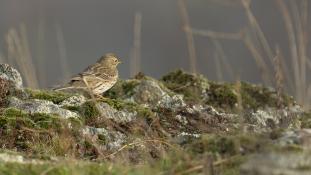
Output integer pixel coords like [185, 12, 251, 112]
[178, 0, 197, 73]
[130, 12, 142, 77]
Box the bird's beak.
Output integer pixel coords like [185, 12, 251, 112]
[118, 61, 122, 64]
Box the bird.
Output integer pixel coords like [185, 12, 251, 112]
[54, 53, 121, 97]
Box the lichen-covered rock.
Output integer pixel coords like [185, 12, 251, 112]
[241, 153, 311, 175]
[0, 153, 24, 163]
[9, 97, 79, 119]
[277, 129, 311, 148]
[0, 64, 23, 89]
[98, 102, 136, 123]
[82, 126, 126, 150]
[60, 95, 86, 107]
[127, 78, 186, 111]
[246, 106, 302, 132]
[161, 69, 209, 102]
[0, 78, 10, 106]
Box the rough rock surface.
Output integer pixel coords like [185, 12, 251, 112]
[241, 153, 311, 175]
[0, 67, 310, 174]
[0, 64, 23, 89]
[98, 102, 136, 123]
[59, 95, 86, 107]
[82, 126, 126, 151]
[9, 97, 79, 119]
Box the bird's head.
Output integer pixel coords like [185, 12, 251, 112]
[98, 53, 121, 68]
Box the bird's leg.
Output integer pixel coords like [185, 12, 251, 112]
[94, 94, 109, 101]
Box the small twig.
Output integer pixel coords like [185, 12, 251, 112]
[103, 139, 176, 159]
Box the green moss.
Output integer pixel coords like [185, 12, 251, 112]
[190, 134, 239, 156]
[79, 101, 101, 121]
[207, 82, 237, 109]
[240, 82, 293, 110]
[104, 79, 140, 99]
[0, 108, 81, 156]
[161, 69, 209, 103]
[0, 108, 71, 131]
[101, 98, 154, 118]
[26, 89, 73, 104]
[300, 111, 311, 128]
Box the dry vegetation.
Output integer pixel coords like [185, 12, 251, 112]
[0, 0, 310, 174]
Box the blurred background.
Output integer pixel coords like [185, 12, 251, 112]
[0, 0, 310, 108]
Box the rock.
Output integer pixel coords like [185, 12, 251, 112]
[241, 153, 311, 175]
[9, 97, 79, 119]
[0, 153, 24, 163]
[277, 129, 311, 148]
[0, 64, 23, 89]
[246, 107, 301, 132]
[98, 102, 136, 123]
[82, 126, 126, 150]
[60, 95, 86, 107]
[131, 78, 186, 110]
[0, 78, 10, 106]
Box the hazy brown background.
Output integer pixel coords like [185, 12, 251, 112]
[0, 0, 310, 90]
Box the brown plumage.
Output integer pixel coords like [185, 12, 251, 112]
[54, 53, 121, 96]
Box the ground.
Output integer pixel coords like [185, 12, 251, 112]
[0, 66, 310, 175]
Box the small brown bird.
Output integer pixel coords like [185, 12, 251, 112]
[54, 53, 121, 96]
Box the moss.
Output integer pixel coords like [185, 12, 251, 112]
[240, 82, 293, 110]
[26, 89, 73, 104]
[0, 108, 81, 156]
[104, 79, 140, 99]
[300, 111, 311, 128]
[78, 101, 101, 121]
[191, 134, 239, 156]
[206, 82, 237, 109]
[161, 69, 209, 103]
[101, 98, 154, 118]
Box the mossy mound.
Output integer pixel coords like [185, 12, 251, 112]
[0, 69, 309, 174]
[26, 89, 73, 104]
[161, 69, 209, 103]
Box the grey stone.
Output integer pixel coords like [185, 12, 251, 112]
[246, 107, 301, 132]
[60, 95, 86, 107]
[82, 126, 126, 150]
[241, 153, 311, 175]
[277, 129, 311, 148]
[9, 97, 79, 119]
[131, 79, 186, 110]
[98, 102, 136, 123]
[0, 64, 23, 89]
[0, 153, 24, 163]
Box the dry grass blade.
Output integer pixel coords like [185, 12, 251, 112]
[178, 0, 197, 73]
[289, 0, 308, 106]
[273, 46, 284, 108]
[36, 19, 47, 87]
[191, 28, 243, 40]
[6, 25, 39, 88]
[243, 32, 272, 86]
[55, 22, 71, 82]
[241, 0, 275, 65]
[214, 50, 223, 81]
[212, 39, 236, 80]
[130, 12, 142, 77]
[104, 139, 176, 159]
[177, 155, 241, 175]
[276, 0, 301, 103]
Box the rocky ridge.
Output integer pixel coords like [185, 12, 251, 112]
[0, 64, 310, 174]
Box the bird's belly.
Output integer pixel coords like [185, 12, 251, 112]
[92, 79, 117, 95]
